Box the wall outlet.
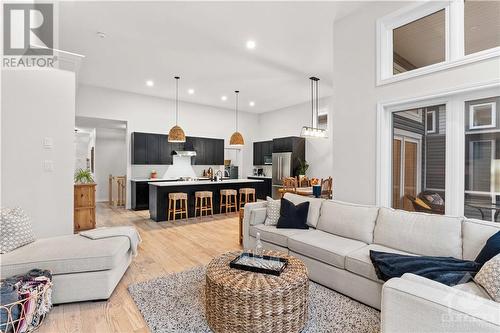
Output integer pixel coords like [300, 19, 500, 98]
[43, 160, 54, 172]
[43, 137, 53, 149]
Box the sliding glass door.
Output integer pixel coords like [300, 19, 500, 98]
[391, 106, 444, 213]
[464, 97, 500, 222]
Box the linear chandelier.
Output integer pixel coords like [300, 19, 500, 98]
[301, 76, 327, 139]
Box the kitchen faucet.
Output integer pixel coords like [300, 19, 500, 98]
[214, 170, 223, 181]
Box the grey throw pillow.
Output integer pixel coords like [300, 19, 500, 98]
[0, 207, 35, 253]
[474, 253, 500, 302]
[264, 197, 280, 226]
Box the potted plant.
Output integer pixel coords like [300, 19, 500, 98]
[297, 159, 309, 179]
[74, 168, 95, 184]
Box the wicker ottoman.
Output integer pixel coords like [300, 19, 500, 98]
[205, 251, 309, 333]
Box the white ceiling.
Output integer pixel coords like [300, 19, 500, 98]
[59, 1, 362, 113]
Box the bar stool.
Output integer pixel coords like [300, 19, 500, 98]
[220, 189, 238, 214]
[168, 192, 188, 221]
[195, 191, 213, 218]
[239, 188, 256, 209]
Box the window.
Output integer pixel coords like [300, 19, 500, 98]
[464, 97, 499, 222]
[464, 0, 500, 55]
[391, 105, 446, 213]
[469, 102, 496, 129]
[378, 1, 500, 84]
[393, 10, 445, 75]
[426, 110, 436, 134]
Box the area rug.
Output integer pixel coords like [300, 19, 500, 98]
[128, 266, 380, 333]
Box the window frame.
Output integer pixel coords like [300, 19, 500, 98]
[426, 110, 437, 134]
[376, 80, 500, 216]
[377, 1, 500, 86]
[469, 102, 496, 130]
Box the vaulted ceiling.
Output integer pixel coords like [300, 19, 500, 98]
[59, 1, 362, 113]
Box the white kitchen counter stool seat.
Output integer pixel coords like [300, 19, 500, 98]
[220, 189, 238, 214]
[195, 191, 213, 218]
[168, 192, 188, 221]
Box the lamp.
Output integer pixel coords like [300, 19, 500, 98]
[230, 90, 245, 146]
[301, 77, 327, 139]
[168, 76, 186, 143]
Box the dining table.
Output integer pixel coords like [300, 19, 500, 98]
[278, 186, 315, 197]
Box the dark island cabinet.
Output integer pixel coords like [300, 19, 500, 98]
[131, 181, 149, 210]
[253, 140, 273, 165]
[132, 132, 224, 165]
[248, 177, 272, 199]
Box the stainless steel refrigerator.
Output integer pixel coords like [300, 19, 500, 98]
[272, 152, 293, 199]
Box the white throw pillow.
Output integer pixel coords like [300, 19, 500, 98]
[474, 254, 500, 302]
[264, 197, 280, 226]
[0, 207, 36, 253]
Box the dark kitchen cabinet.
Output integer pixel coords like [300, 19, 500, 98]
[248, 177, 272, 199]
[131, 132, 148, 164]
[214, 139, 224, 165]
[132, 132, 224, 165]
[189, 137, 224, 165]
[253, 142, 263, 165]
[272, 137, 304, 154]
[159, 134, 173, 164]
[131, 181, 149, 210]
[146, 134, 160, 164]
[253, 140, 273, 165]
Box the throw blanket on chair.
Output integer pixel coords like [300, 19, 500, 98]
[369, 250, 481, 286]
[80, 226, 142, 256]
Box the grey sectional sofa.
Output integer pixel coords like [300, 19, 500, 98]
[242, 193, 500, 332]
[0, 234, 132, 304]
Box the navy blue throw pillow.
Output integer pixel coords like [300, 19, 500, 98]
[276, 198, 309, 229]
[475, 231, 500, 266]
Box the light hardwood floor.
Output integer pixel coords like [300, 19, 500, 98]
[39, 203, 242, 333]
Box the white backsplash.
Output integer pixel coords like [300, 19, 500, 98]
[131, 156, 224, 179]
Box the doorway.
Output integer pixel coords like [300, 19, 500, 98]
[392, 131, 422, 210]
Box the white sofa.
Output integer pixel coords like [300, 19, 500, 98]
[242, 193, 500, 332]
[0, 234, 132, 304]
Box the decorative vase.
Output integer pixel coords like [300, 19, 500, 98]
[313, 185, 321, 198]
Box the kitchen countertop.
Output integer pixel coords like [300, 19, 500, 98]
[247, 175, 272, 179]
[149, 178, 263, 186]
[131, 177, 180, 182]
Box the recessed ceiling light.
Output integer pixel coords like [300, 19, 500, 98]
[187, 89, 195, 95]
[221, 96, 228, 101]
[246, 40, 256, 49]
[146, 80, 154, 87]
[249, 101, 255, 107]
[96, 32, 106, 39]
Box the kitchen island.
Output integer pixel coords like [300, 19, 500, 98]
[149, 179, 264, 222]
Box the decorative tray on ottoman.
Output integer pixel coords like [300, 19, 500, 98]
[229, 252, 288, 276]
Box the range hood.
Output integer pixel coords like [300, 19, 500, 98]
[173, 150, 197, 157]
[172, 141, 196, 157]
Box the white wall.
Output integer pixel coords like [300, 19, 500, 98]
[95, 127, 127, 202]
[76, 84, 259, 208]
[1, 69, 75, 238]
[257, 97, 333, 178]
[331, 1, 500, 204]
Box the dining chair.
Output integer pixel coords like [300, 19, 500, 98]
[298, 176, 310, 188]
[281, 177, 298, 198]
[321, 177, 333, 199]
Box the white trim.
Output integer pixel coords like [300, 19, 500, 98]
[469, 102, 497, 130]
[376, 0, 500, 86]
[376, 80, 500, 215]
[426, 110, 436, 134]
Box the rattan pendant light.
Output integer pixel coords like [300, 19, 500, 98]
[229, 90, 244, 146]
[168, 76, 186, 143]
